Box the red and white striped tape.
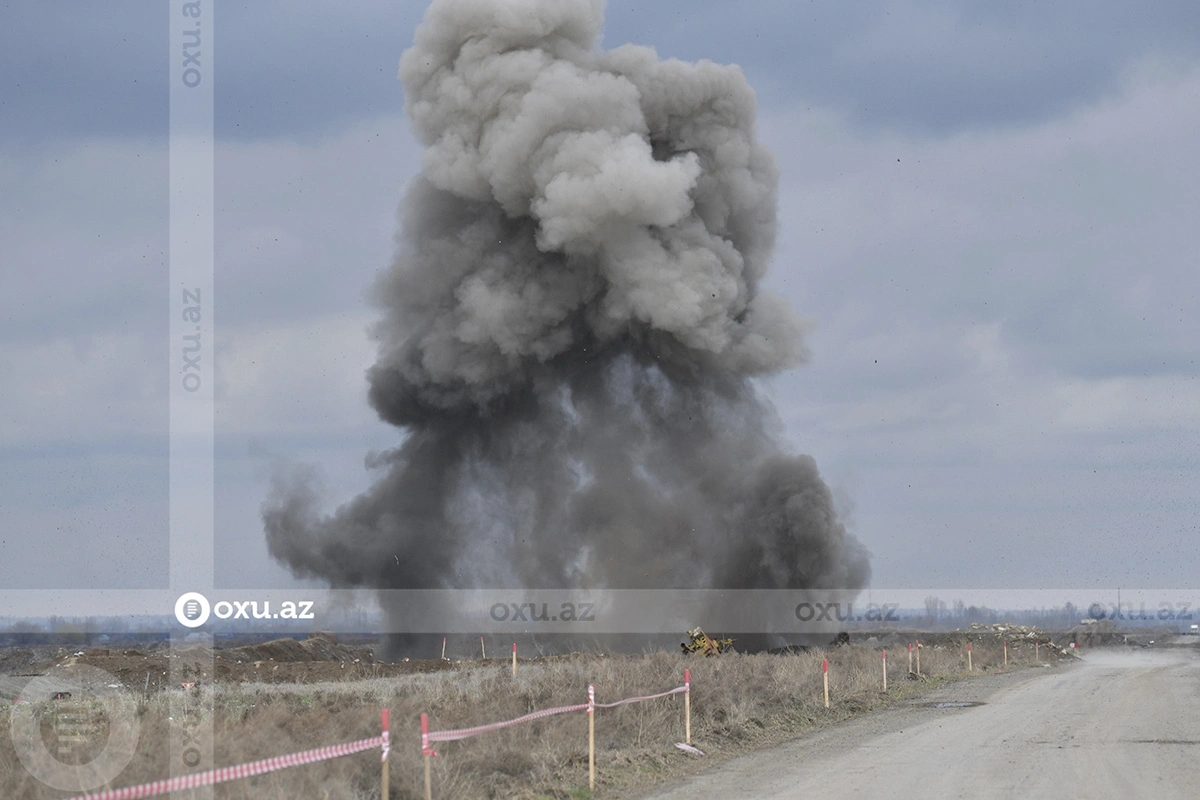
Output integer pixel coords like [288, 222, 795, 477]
[62, 735, 386, 800]
[592, 684, 687, 709]
[427, 702, 589, 743]
[426, 681, 688, 744]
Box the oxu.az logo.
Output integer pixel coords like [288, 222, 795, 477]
[174, 593, 315, 627]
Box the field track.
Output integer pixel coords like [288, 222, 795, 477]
[637, 650, 1200, 800]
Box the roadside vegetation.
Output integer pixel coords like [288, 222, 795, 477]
[0, 637, 1059, 799]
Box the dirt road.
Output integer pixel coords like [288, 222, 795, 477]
[640, 650, 1200, 799]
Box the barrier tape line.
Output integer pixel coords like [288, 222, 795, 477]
[64, 734, 386, 800]
[427, 703, 589, 743]
[62, 680, 688, 798]
[427, 683, 687, 743]
[593, 685, 687, 709]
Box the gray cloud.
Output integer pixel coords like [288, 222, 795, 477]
[5, 0, 1198, 603]
[263, 0, 870, 633]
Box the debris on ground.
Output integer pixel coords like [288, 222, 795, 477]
[681, 627, 733, 656]
[968, 623, 1070, 656]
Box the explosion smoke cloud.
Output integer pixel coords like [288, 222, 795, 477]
[263, 0, 870, 642]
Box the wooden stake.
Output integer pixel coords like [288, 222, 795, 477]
[684, 668, 691, 744]
[823, 658, 830, 709]
[1035, 642, 1039, 660]
[1003, 640, 1008, 666]
[421, 713, 432, 800]
[480, 636, 486, 660]
[440, 637, 446, 660]
[908, 642, 913, 673]
[381, 709, 390, 800]
[512, 643, 517, 678]
[916, 641, 921, 676]
[882, 649, 887, 691]
[967, 641, 973, 671]
[588, 684, 596, 791]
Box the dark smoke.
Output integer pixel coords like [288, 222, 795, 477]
[263, 0, 870, 649]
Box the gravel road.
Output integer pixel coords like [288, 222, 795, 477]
[639, 649, 1200, 799]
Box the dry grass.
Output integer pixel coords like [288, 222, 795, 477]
[0, 640, 1054, 799]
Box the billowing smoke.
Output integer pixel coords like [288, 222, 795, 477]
[264, 0, 870, 647]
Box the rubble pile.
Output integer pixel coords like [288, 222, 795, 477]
[967, 623, 1070, 656]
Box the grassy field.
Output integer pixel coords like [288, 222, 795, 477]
[0, 637, 1060, 799]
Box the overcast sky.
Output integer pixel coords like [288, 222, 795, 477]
[1, 1, 1197, 605]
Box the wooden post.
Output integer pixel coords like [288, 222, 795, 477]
[882, 649, 887, 691]
[908, 642, 913, 674]
[684, 668, 691, 745]
[512, 643, 517, 678]
[1003, 640, 1008, 666]
[480, 636, 486, 660]
[1035, 642, 1040, 661]
[381, 709, 390, 800]
[967, 641, 973, 671]
[823, 658, 830, 709]
[587, 684, 596, 791]
[421, 713, 432, 800]
[440, 637, 446, 660]
[916, 641, 921, 676]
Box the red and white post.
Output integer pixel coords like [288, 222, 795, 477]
[381, 709, 390, 800]
[684, 668, 692, 745]
[421, 712, 433, 800]
[587, 684, 596, 791]
[823, 658, 830, 709]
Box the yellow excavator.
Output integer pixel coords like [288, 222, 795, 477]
[681, 627, 733, 655]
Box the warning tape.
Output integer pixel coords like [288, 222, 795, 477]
[593, 685, 687, 709]
[62, 734, 386, 800]
[426, 682, 687, 745]
[427, 703, 589, 743]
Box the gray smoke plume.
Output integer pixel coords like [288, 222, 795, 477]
[263, 0, 870, 647]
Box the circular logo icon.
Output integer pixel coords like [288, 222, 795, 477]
[10, 663, 140, 792]
[175, 592, 211, 628]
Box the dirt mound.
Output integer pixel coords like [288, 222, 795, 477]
[227, 632, 372, 664]
[1059, 620, 1167, 649]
